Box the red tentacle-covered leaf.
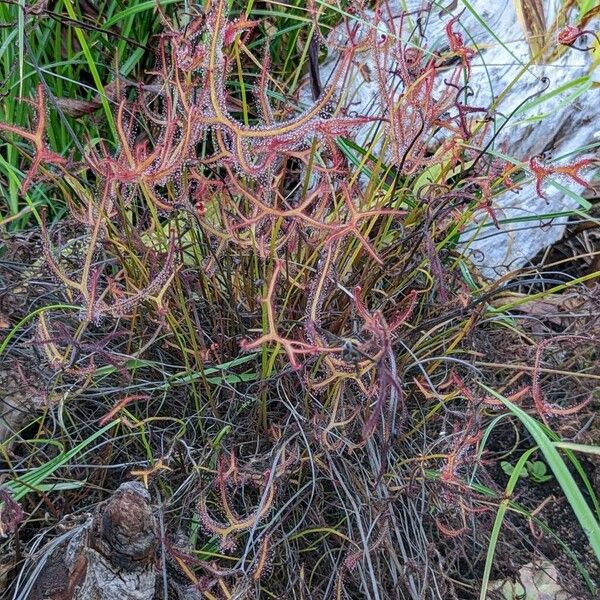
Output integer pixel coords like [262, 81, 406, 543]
[528, 155, 598, 200]
[223, 17, 259, 46]
[239, 261, 323, 370]
[0, 84, 66, 194]
[0, 489, 24, 536]
[445, 16, 476, 78]
[558, 25, 584, 46]
[531, 337, 593, 426]
[557, 25, 600, 51]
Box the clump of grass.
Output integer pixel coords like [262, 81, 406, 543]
[0, 1, 598, 598]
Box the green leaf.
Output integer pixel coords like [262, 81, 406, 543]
[5, 420, 118, 501]
[63, 0, 116, 140]
[500, 461, 515, 476]
[480, 447, 538, 600]
[104, 0, 181, 27]
[527, 460, 552, 483]
[579, 0, 596, 17]
[553, 442, 600, 457]
[512, 76, 591, 117]
[479, 384, 600, 562]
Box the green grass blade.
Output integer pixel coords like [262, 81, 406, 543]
[480, 446, 538, 600]
[542, 426, 600, 520]
[62, 0, 116, 140]
[553, 442, 600, 456]
[0, 304, 79, 356]
[103, 0, 181, 27]
[6, 420, 118, 501]
[479, 383, 600, 562]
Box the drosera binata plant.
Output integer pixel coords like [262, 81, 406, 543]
[1, 1, 599, 598]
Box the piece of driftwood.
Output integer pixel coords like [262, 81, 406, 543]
[24, 482, 157, 600]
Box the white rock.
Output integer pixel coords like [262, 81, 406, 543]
[306, 0, 599, 278]
[489, 560, 575, 599]
[452, 1, 598, 278]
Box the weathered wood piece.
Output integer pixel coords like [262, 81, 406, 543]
[26, 482, 157, 600]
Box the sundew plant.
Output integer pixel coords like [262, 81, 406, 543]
[0, 1, 599, 599]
